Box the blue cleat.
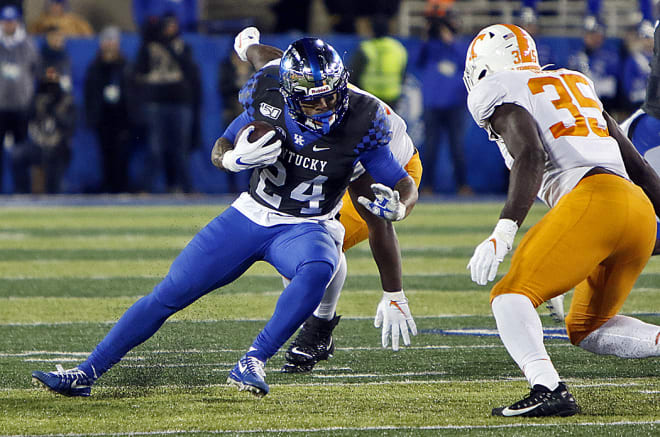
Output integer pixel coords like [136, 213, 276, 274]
[227, 354, 269, 397]
[32, 364, 95, 397]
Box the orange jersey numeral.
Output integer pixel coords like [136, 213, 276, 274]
[527, 73, 609, 139]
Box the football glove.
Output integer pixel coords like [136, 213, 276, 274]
[357, 183, 406, 221]
[234, 27, 260, 62]
[546, 295, 565, 323]
[467, 218, 518, 285]
[222, 126, 281, 173]
[375, 290, 417, 351]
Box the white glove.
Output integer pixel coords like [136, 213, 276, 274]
[374, 290, 417, 351]
[546, 295, 565, 322]
[234, 27, 260, 62]
[357, 183, 406, 221]
[467, 218, 518, 285]
[221, 126, 281, 172]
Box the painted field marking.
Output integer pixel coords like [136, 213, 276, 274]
[3, 420, 660, 437]
[422, 327, 570, 340]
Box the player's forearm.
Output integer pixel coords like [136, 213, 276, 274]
[394, 176, 418, 219]
[500, 147, 544, 226]
[246, 45, 283, 71]
[211, 137, 234, 171]
[367, 220, 403, 291]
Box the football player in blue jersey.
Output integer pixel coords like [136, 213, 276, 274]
[230, 27, 423, 373]
[32, 35, 418, 398]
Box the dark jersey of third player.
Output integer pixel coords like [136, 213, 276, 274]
[222, 64, 407, 217]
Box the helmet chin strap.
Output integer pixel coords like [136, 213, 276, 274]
[305, 110, 336, 135]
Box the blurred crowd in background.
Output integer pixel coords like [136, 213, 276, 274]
[0, 0, 656, 195]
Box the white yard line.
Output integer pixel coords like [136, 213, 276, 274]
[3, 420, 660, 437]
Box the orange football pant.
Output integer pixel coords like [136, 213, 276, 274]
[340, 151, 423, 251]
[491, 173, 656, 345]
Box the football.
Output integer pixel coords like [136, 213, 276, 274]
[236, 120, 282, 146]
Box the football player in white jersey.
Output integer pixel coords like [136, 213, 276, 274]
[234, 28, 422, 372]
[464, 24, 660, 417]
[549, 21, 660, 325]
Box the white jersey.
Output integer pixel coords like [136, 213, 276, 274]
[349, 84, 415, 181]
[467, 69, 629, 207]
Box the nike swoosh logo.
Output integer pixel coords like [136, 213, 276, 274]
[238, 361, 247, 374]
[500, 402, 543, 416]
[236, 157, 261, 166]
[291, 347, 313, 359]
[70, 381, 90, 389]
[389, 300, 406, 316]
[312, 145, 330, 152]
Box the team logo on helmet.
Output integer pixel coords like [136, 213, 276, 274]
[464, 24, 540, 92]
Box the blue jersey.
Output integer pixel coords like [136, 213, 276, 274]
[622, 110, 660, 239]
[222, 64, 407, 217]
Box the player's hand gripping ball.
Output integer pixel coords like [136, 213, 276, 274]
[223, 121, 283, 172]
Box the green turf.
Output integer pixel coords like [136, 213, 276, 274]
[0, 201, 658, 436]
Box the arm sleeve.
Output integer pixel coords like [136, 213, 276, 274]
[360, 146, 409, 188]
[221, 111, 253, 143]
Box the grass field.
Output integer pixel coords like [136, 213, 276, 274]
[0, 200, 658, 436]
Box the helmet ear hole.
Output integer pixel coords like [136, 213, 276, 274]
[478, 70, 487, 80]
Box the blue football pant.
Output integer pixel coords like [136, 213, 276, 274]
[80, 207, 339, 378]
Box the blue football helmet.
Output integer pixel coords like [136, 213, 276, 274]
[280, 38, 349, 135]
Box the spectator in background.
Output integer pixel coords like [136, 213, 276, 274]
[517, 4, 556, 67]
[621, 20, 654, 113]
[133, 0, 198, 33]
[350, 13, 407, 111]
[417, 11, 470, 195]
[28, 0, 93, 37]
[40, 26, 71, 92]
[0, 0, 21, 15]
[272, 0, 311, 33]
[218, 48, 251, 193]
[84, 26, 134, 193]
[323, 0, 400, 35]
[567, 17, 622, 114]
[585, 0, 655, 36]
[12, 63, 76, 193]
[0, 5, 38, 193]
[133, 12, 201, 193]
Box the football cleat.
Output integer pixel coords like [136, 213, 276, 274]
[492, 382, 580, 417]
[31, 364, 96, 397]
[227, 354, 269, 397]
[282, 314, 340, 373]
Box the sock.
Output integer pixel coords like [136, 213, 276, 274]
[492, 293, 560, 390]
[579, 315, 660, 358]
[313, 252, 346, 320]
[79, 292, 176, 379]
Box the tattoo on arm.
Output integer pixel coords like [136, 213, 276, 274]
[211, 137, 234, 170]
